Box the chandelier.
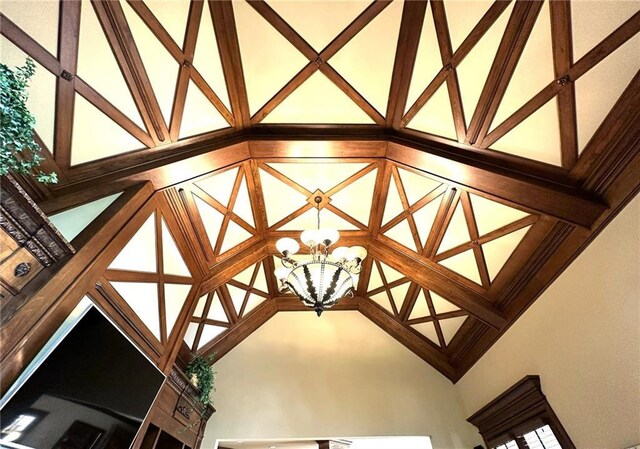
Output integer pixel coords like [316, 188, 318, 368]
[274, 196, 367, 316]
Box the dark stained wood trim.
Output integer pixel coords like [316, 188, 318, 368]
[54, 0, 81, 169]
[275, 295, 361, 312]
[386, 0, 428, 128]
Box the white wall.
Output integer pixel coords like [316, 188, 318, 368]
[204, 311, 481, 449]
[456, 195, 640, 448]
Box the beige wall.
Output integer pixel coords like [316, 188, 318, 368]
[204, 311, 482, 449]
[456, 195, 640, 448]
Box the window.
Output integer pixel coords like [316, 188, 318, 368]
[467, 376, 575, 449]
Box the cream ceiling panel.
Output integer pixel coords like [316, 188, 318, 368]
[1, 39, 56, 152]
[220, 221, 253, 254]
[198, 324, 226, 350]
[122, 1, 179, 126]
[406, 2, 441, 111]
[440, 315, 467, 345]
[398, 168, 441, 206]
[469, 193, 529, 236]
[263, 71, 375, 124]
[382, 176, 404, 225]
[109, 212, 156, 273]
[165, 283, 191, 337]
[492, 1, 554, 129]
[193, 294, 208, 318]
[439, 249, 482, 285]
[266, 162, 369, 193]
[194, 195, 224, 248]
[457, 2, 513, 123]
[234, 176, 255, 227]
[279, 208, 359, 231]
[71, 94, 144, 166]
[431, 291, 459, 315]
[409, 289, 431, 320]
[483, 225, 530, 281]
[437, 201, 470, 254]
[243, 293, 266, 317]
[413, 197, 441, 249]
[575, 34, 640, 153]
[228, 284, 246, 315]
[370, 291, 393, 314]
[390, 282, 410, 311]
[380, 262, 404, 283]
[234, 264, 256, 287]
[368, 262, 384, 291]
[407, 82, 458, 141]
[194, 0, 232, 111]
[330, 168, 377, 226]
[412, 321, 439, 345]
[266, 0, 370, 51]
[196, 167, 239, 208]
[183, 322, 199, 348]
[490, 97, 561, 166]
[144, 0, 190, 47]
[207, 292, 228, 323]
[111, 281, 161, 341]
[444, 0, 495, 52]
[49, 192, 121, 242]
[179, 81, 229, 138]
[259, 168, 309, 226]
[2, 0, 59, 56]
[571, 1, 640, 60]
[77, 1, 144, 129]
[161, 219, 191, 277]
[234, 0, 308, 115]
[254, 264, 269, 293]
[384, 219, 417, 252]
[330, 0, 403, 114]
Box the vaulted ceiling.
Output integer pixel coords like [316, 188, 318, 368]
[2, 0, 639, 381]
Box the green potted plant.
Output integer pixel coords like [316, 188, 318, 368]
[1, 57, 57, 183]
[185, 354, 215, 406]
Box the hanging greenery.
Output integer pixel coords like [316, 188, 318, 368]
[185, 354, 216, 405]
[1, 58, 57, 183]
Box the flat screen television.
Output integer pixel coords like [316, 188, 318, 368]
[0, 300, 165, 449]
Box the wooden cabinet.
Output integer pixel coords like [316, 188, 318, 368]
[133, 368, 214, 449]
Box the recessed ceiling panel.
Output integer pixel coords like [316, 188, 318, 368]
[1, 39, 56, 152]
[122, 1, 179, 126]
[406, 2, 442, 111]
[49, 192, 122, 242]
[407, 82, 458, 141]
[380, 262, 404, 284]
[430, 291, 459, 314]
[444, 0, 495, 52]
[571, 1, 640, 60]
[330, 168, 378, 226]
[439, 315, 467, 346]
[196, 167, 239, 208]
[389, 282, 410, 312]
[198, 324, 226, 350]
[259, 168, 310, 226]
[469, 194, 529, 236]
[233, 175, 255, 227]
[254, 263, 269, 294]
[71, 94, 144, 166]
[194, 194, 224, 249]
[164, 283, 191, 337]
[77, 2, 144, 129]
[370, 291, 394, 315]
[179, 81, 230, 138]
[397, 168, 442, 206]
[409, 289, 430, 320]
[413, 197, 441, 249]
[234, 0, 309, 115]
[279, 208, 360, 231]
[243, 293, 266, 317]
[111, 281, 161, 341]
[483, 225, 531, 281]
[437, 200, 470, 254]
[575, 34, 640, 153]
[330, 0, 403, 115]
[439, 249, 482, 285]
[193, 294, 208, 318]
[412, 321, 439, 345]
[194, 0, 232, 111]
[1, 0, 59, 56]
[456, 2, 513, 123]
[233, 264, 256, 287]
[490, 97, 561, 166]
[266, 162, 369, 193]
[220, 221, 253, 254]
[382, 175, 405, 226]
[266, 0, 370, 52]
[161, 218, 191, 277]
[144, 0, 190, 47]
[228, 284, 247, 315]
[368, 262, 384, 291]
[109, 212, 156, 273]
[183, 322, 199, 348]
[263, 71, 375, 124]
[492, 1, 554, 129]
[384, 219, 417, 252]
[207, 292, 228, 323]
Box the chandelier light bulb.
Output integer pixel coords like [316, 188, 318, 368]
[331, 246, 349, 260]
[276, 237, 299, 256]
[317, 228, 340, 246]
[300, 229, 319, 246]
[346, 246, 368, 262]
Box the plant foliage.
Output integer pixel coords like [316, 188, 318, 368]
[185, 354, 216, 405]
[1, 58, 57, 183]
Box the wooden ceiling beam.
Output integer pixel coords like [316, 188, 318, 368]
[0, 13, 60, 74]
[387, 141, 605, 228]
[369, 239, 506, 330]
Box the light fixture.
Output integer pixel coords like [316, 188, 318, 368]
[274, 196, 367, 316]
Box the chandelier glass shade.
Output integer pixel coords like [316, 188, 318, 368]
[274, 202, 367, 316]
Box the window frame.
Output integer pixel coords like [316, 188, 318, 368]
[467, 375, 575, 449]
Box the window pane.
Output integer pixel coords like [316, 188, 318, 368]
[495, 441, 519, 449]
[523, 425, 562, 449]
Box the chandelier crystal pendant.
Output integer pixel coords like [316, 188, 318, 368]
[274, 196, 367, 316]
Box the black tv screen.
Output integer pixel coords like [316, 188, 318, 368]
[0, 307, 165, 448]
